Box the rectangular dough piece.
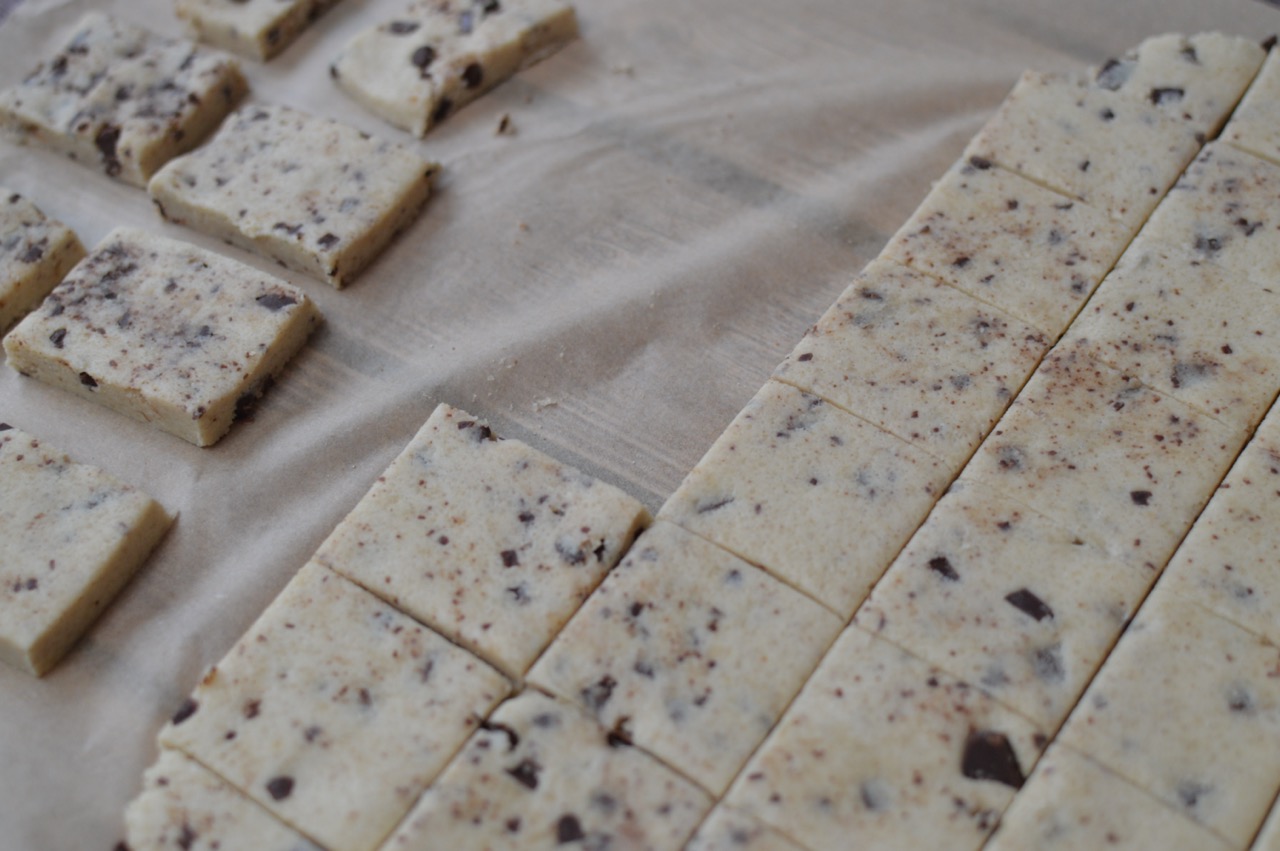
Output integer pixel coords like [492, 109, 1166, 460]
[1087, 32, 1265, 139]
[1061, 238, 1280, 431]
[725, 626, 1047, 851]
[774, 258, 1049, 469]
[0, 188, 84, 334]
[855, 477, 1142, 731]
[176, 0, 345, 61]
[964, 70, 1204, 230]
[964, 349, 1247, 571]
[123, 749, 324, 851]
[381, 690, 713, 850]
[685, 806, 808, 851]
[330, 0, 579, 137]
[0, 424, 171, 676]
[1224, 47, 1280, 167]
[148, 103, 438, 287]
[879, 155, 1134, 336]
[526, 521, 843, 796]
[986, 745, 1234, 851]
[658, 380, 951, 619]
[314, 403, 649, 679]
[1057, 591, 1280, 847]
[158, 561, 511, 851]
[2, 227, 320, 447]
[0, 12, 247, 187]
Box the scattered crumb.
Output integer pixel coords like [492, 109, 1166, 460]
[518, 221, 530, 232]
[532, 397, 560, 412]
[496, 113, 516, 136]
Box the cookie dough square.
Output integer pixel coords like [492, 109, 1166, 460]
[964, 70, 1204, 229]
[1224, 48, 1280, 167]
[855, 477, 1141, 730]
[685, 806, 807, 851]
[725, 626, 1047, 851]
[0, 424, 171, 676]
[1159, 437, 1280, 647]
[315, 403, 649, 679]
[880, 156, 1133, 335]
[774, 259, 1049, 469]
[123, 749, 324, 851]
[1061, 238, 1280, 430]
[986, 745, 1233, 851]
[2, 227, 320, 447]
[382, 690, 712, 850]
[0, 188, 84, 334]
[1058, 592, 1280, 847]
[330, 0, 579, 137]
[658, 380, 950, 618]
[176, 0, 344, 61]
[965, 349, 1247, 570]
[0, 12, 247, 187]
[148, 103, 437, 287]
[526, 521, 843, 796]
[159, 561, 510, 851]
[1088, 32, 1265, 138]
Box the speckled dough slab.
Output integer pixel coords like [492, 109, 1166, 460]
[159, 561, 510, 851]
[148, 103, 438, 287]
[123, 749, 324, 851]
[965, 70, 1204, 230]
[0, 188, 84, 333]
[774, 258, 1049, 469]
[527, 521, 843, 796]
[986, 745, 1234, 851]
[2, 227, 320, 447]
[965, 349, 1247, 570]
[1058, 592, 1280, 847]
[659, 380, 950, 618]
[331, 0, 579, 137]
[382, 690, 712, 850]
[315, 403, 648, 679]
[176, 0, 345, 60]
[880, 156, 1132, 335]
[685, 806, 807, 851]
[0, 12, 246, 187]
[725, 626, 1047, 851]
[1087, 32, 1265, 138]
[1062, 238, 1280, 431]
[855, 477, 1141, 730]
[1224, 48, 1280, 166]
[0, 424, 171, 676]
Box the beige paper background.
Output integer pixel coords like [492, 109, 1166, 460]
[0, 0, 1276, 847]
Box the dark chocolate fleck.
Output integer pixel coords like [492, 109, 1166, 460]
[1095, 58, 1129, 90]
[49, 328, 66, 348]
[928, 555, 959, 582]
[171, 698, 199, 725]
[265, 776, 294, 800]
[581, 675, 616, 710]
[1099, 107, 1115, 121]
[432, 97, 454, 124]
[696, 496, 734, 514]
[1004, 588, 1054, 621]
[556, 814, 585, 844]
[479, 718, 520, 750]
[1130, 490, 1152, 506]
[0, 424, 11, 432]
[1177, 780, 1211, 810]
[462, 62, 484, 89]
[1194, 234, 1223, 256]
[556, 539, 587, 565]
[256, 292, 297, 311]
[968, 155, 993, 170]
[1150, 87, 1185, 105]
[79, 372, 97, 388]
[1032, 644, 1065, 683]
[411, 44, 437, 77]
[317, 232, 339, 249]
[95, 124, 122, 176]
[961, 730, 1025, 789]
[1264, 35, 1278, 53]
[19, 242, 44, 263]
[176, 823, 197, 851]
[389, 20, 420, 34]
[501, 549, 519, 567]
[505, 758, 541, 789]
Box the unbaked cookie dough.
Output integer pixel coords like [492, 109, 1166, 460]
[0, 188, 84, 334]
[176, 0, 345, 61]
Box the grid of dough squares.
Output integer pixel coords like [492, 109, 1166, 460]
[117, 30, 1280, 851]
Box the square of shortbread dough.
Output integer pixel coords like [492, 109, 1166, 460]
[527, 521, 843, 796]
[1087, 32, 1265, 138]
[3, 227, 320, 447]
[0, 424, 171, 676]
[314, 402, 649, 679]
[158, 561, 510, 851]
[880, 156, 1132, 335]
[148, 103, 438, 287]
[0, 189, 84, 334]
[725, 626, 1047, 851]
[123, 749, 324, 851]
[856, 477, 1142, 731]
[330, 0, 579, 137]
[1062, 238, 1280, 431]
[382, 690, 712, 850]
[0, 12, 246, 187]
[1159, 435, 1280, 648]
[659, 380, 950, 619]
[1058, 591, 1280, 847]
[965, 70, 1204, 230]
[986, 745, 1233, 851]
[176, 0, 345, 61]
[686, 806, 807, 851]
[774, 258, 1049, 469]
[1224, 48, 1280, 167]
[965, 349, 1247, 571]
